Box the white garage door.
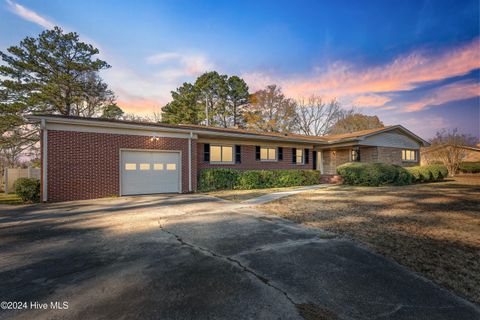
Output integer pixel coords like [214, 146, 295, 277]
[121, 150, 181, 195]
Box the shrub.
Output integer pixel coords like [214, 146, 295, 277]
[14, 178, 40, 202]
[336, 162, 412, 186]
[236, 170, 275, 189]
[273, 170, 305, 187]
[198, 169, 320, 191]
[198, 168, 239, 191]
[406, 164, 448, 183]
[428, 164, 448, 179]
[458, 162, 480, 173]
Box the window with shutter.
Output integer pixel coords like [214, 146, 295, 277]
[209, 145, 234, 163]
[296, 149, 304, 164]
[259, 147, 277, 161]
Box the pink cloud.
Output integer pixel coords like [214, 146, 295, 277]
[244, 38, 480, 112]
[404, 81, 480, 112]
[353, 94, 391, 107]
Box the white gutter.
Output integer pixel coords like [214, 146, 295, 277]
[41, 119, 48, 202]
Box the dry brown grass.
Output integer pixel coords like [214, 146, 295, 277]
[205, 186, 303, 202]
[260, 175, 480, 305]
[0, 193, 23, 205]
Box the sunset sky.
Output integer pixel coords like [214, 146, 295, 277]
[1, 0, 479, 139]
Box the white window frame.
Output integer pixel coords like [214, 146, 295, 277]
[210, 145, 234, 164]
[296, 149, 304, 164]
[260, 147, 278, 162]
[402, 149, 417, 162]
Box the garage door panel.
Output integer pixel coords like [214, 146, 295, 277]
[121, 151, 180, 195]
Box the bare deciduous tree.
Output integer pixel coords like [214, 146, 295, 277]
[426, 128, 477, 176]
[295, 96, 342, 136]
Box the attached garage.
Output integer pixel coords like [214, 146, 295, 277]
[120, 150, 181, 195]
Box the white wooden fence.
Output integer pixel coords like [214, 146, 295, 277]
[3, 167, 40, 193]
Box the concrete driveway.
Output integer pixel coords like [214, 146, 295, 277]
[0, 194, 478, 320]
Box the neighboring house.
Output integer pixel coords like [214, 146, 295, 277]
[28, 115, 429, 202]
[421, 144, 480, 165]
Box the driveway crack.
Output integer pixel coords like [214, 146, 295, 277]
[157, 220, 298, 307]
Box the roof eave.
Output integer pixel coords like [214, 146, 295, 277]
[26, 115, 329, 145]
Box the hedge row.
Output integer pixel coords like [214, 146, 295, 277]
[458, 162, 480, 173]
[406, 164, 448, 182]
[336, 162, 412, 186]
[336, 163, 449, 186]
[198, 169, 320, 191]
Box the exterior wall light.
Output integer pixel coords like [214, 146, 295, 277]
[150, 136, 160, 142]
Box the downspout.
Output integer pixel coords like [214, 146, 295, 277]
[188, 131, 193, 192]
[41, 119, 48, 202]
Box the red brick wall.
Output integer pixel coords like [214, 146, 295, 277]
[197, 143, 314, 173]
[47, 130, 194, 202]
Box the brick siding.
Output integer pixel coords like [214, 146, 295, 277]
[322, 149, 350, 175]
[46, 130, 195, 202]
[321, 146, 418, 174]
[377, 146, 419, 167]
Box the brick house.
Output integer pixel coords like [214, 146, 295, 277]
[28, 115, 429, 202]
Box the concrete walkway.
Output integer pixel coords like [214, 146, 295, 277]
[241, 184, 328, 205]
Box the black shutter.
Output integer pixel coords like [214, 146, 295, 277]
[292, 148, 297, 163]
[235, 145, 241, 163]
[203, 144, 210, 162]
[357, 148, 361, 162]
[255, 146, 261, 161]
[305, 149, 309, 164]
[312, 151, 317, 170]
[278, 147, 283, 161]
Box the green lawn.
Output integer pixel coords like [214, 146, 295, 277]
[0, 193, 23, 205]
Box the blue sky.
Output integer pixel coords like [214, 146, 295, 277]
[1, 0, 479, 139]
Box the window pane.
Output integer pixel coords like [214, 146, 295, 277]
[125, 163, 136, 170]
[153, 163, 164, 170]
[139, 163, 150, 170]
[166, 163, 176, 170]
[402, 149, 417, 161]
[296, 149, 303, 164]
[260, 148, 268, 160]
[222, 146, 233, 162]
[269, 148, 276, 160]
[210, 146, 221, 162]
